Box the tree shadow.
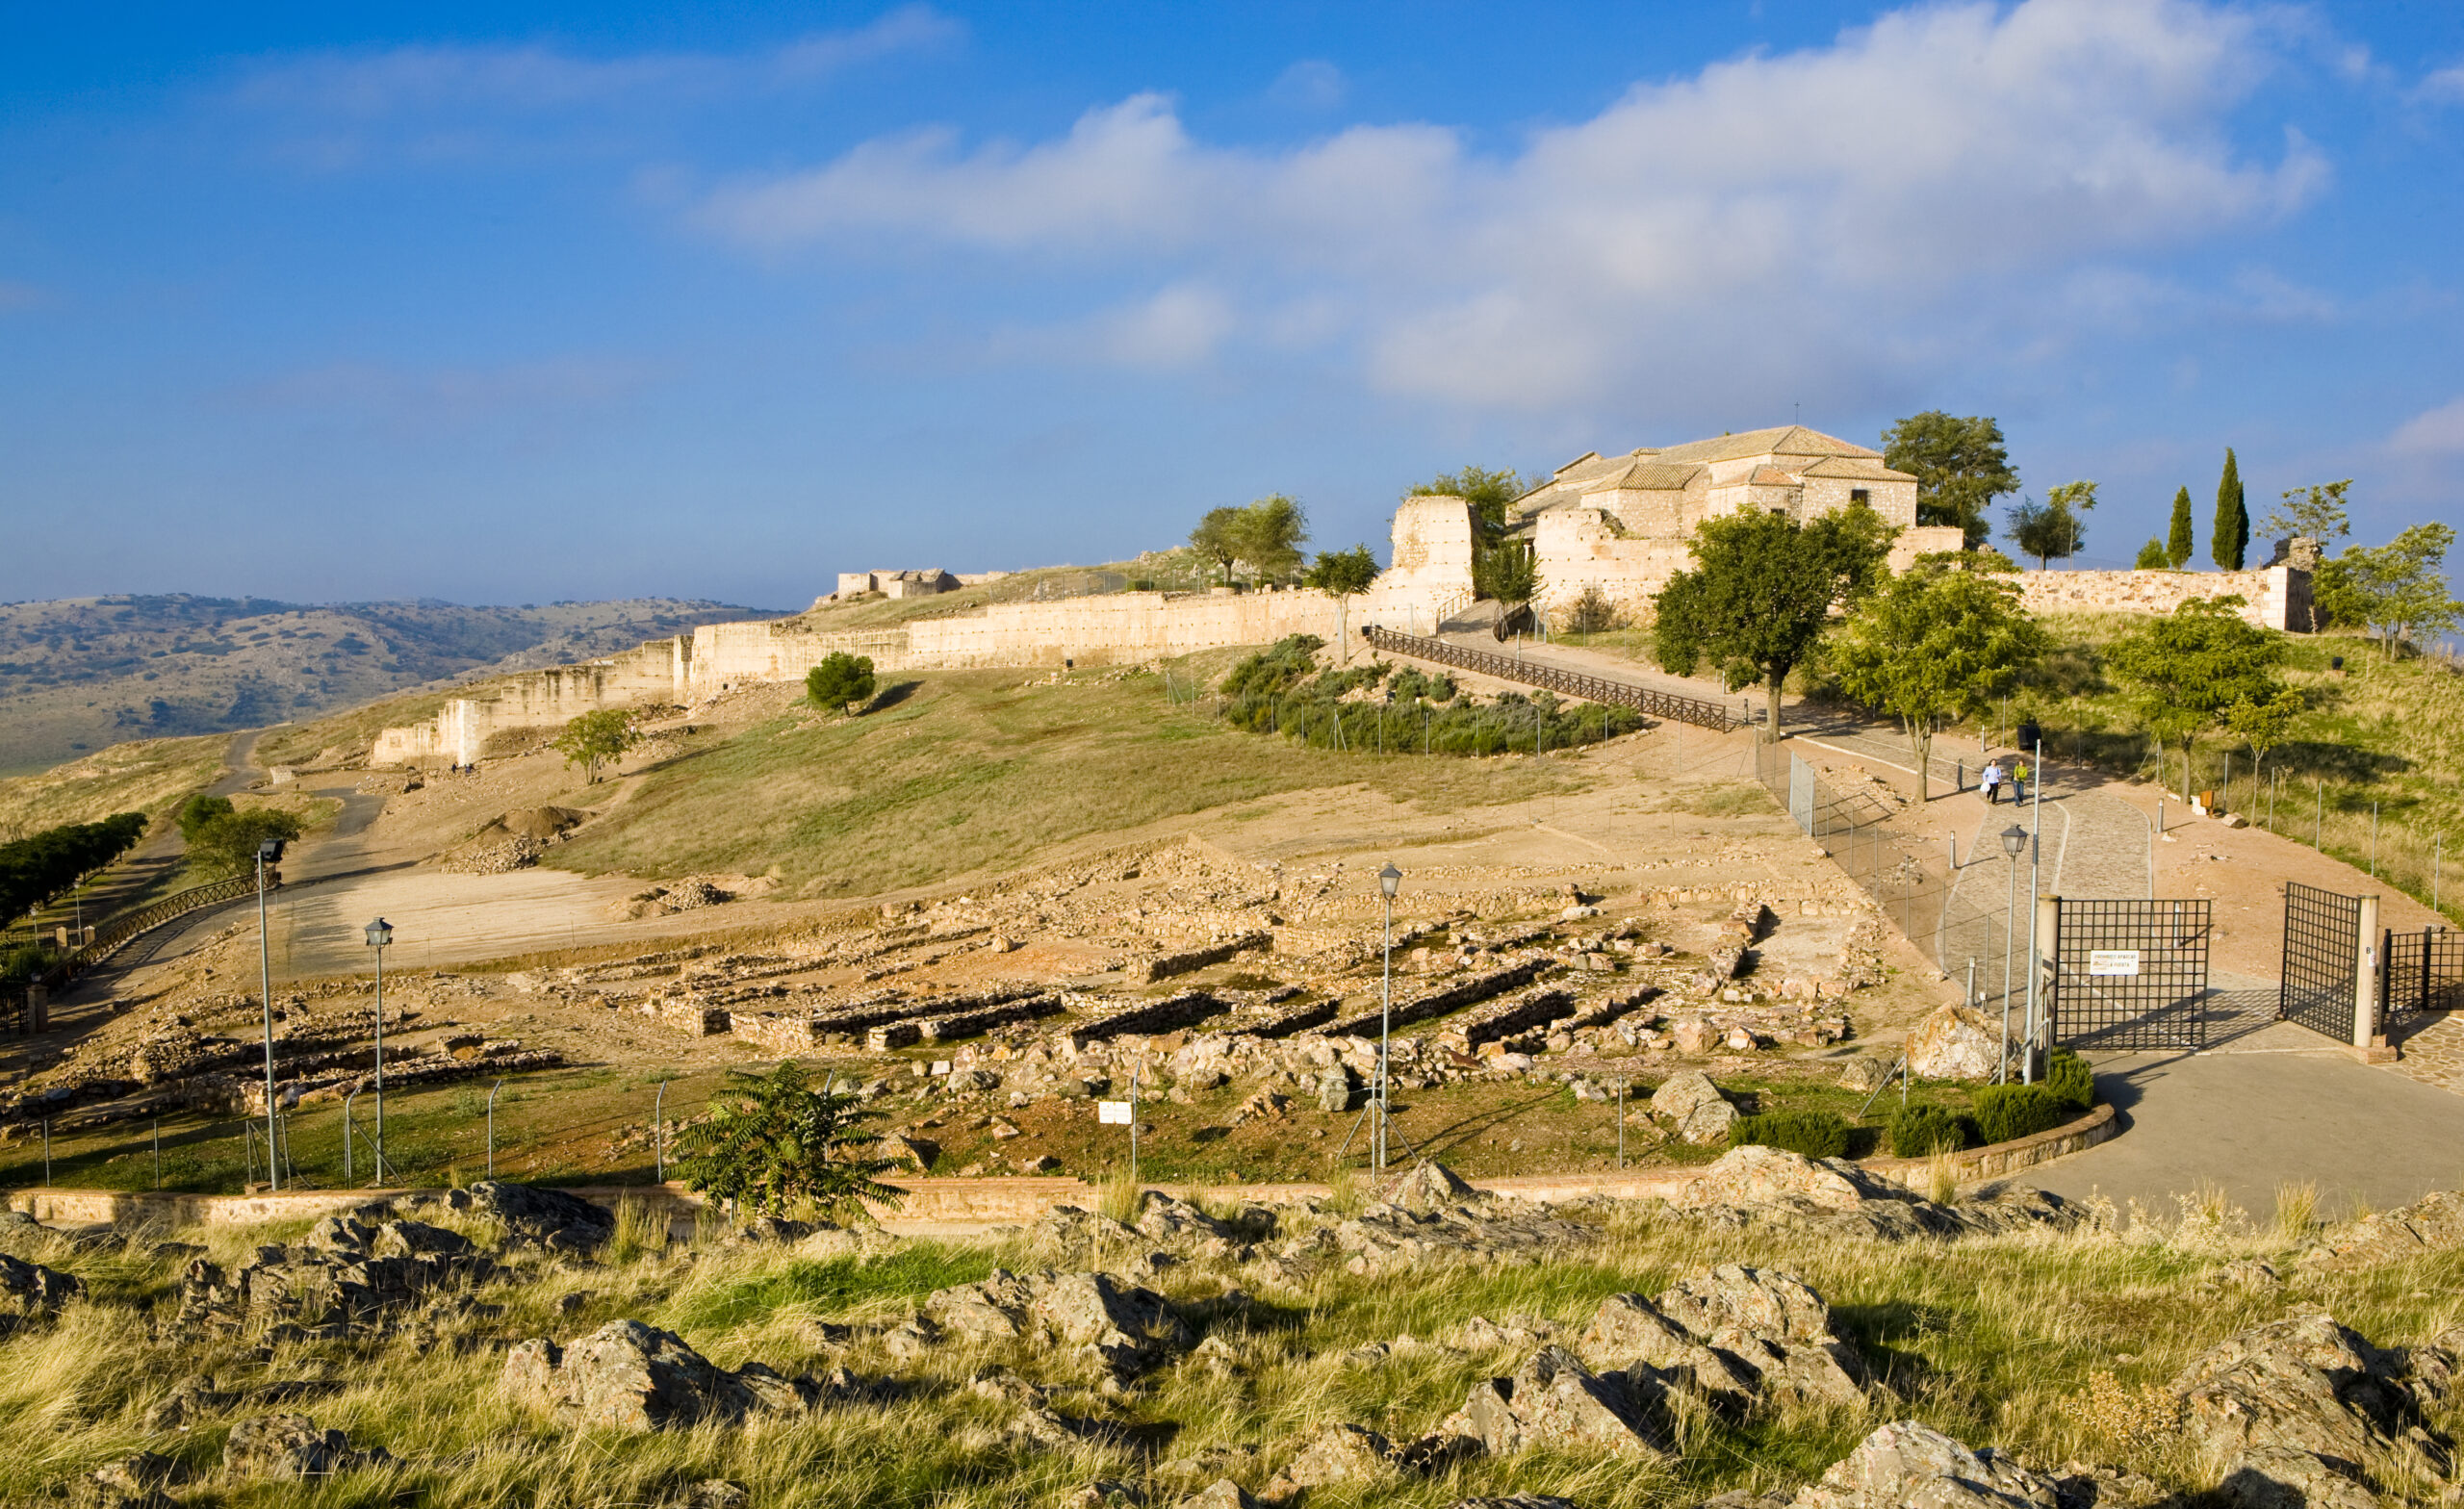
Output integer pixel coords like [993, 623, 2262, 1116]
[864, 680, 924, 715]
[2272, 740, 2407, 782]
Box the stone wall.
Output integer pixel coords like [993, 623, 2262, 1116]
[2013, 565, 2310, 631]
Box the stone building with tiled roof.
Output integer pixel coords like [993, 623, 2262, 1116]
[1505, 425, 1965, 621]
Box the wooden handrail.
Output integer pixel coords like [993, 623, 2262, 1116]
[1361, 626, 1740, 731]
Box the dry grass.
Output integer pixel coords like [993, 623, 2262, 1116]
[3, 1197, 2463, 1507]
[0, 733, 228, 842]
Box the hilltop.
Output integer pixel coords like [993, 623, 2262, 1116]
[0, 595, 787, 776]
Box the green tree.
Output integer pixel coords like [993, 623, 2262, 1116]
[186, 806, 305, 877]
[2007, 480, 2095, 570]
[1881, 412, 2019, 549]
[2213, 448, 2248, 571]
[2260, 478, 2352, 550]
[2222, 687, 2305, 790]
[1833, 564, 2048, 801]
[1473, 536, 1540, 610]
[1303, 545, 1380, 659]
[1653, 502, 1898, 740]
[552, 708, 641, 784]
[671, 1060, 906, 1219]
[176, 794, 235, 843]
[1189, 506, 1244, 586]
[1233, 495, 1310, 583]
[1408, 466, 1527, 534]
[805, 652, 879, 713]
[2134, 538, 2170, 570]
[2167, 486, 2195, 569]
[2336, 522, 2463, 659]
[2105, 597, 2287, 799]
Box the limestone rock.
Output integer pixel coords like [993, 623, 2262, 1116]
[1574, 1292, 1757, 1406]
[1836, 1057, 1891, 1093]
[1315, 1068, 1353, 1113]
[0, 1250, 85, 1324]
[466, 1181, 615, 1251]
[1790, 1419, 2066, 1509]
[1906, 1005, 2000, 1081]
[1456, 1345, 1670, 1458]
[373, 1219, 475, 1259]
[221, 1415, 378, 1480]
[2169, 1313, 2402, 1466]
[1670, 1017, 1720, 1054]
[1272, 1423, 1398, 1493]
[1678, 1099, 1739, 1145]
[1650, 1070, 1726, 1123]
[1387, 1159, 1480, 1214]
[502, 1319, 820, 1431]
[1676, 1145, 1869, 1214]
[1655, 1265, 1865, 1408]
[83, 1451, 186, 1509]
[1183, 1480, 1261, 1509]
[673, 1482, 752, 1509]
[2214, 1445, 2378, 1509]
[2300, 1189, 2464, 1271]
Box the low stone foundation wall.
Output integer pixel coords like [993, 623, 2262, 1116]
[7, 1104, 2115, 1233]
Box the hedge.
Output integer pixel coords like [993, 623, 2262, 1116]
[1729, 1110, 1851, 1160]
[1886, 1104, 1975, 1158]
[1970, 1084, 2068, 1145]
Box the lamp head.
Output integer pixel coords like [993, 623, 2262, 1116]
[257, 838, 285, 862]
[1377, 862, 1402, 901]
[2000, 825, 2028, 858]
[365, 917, 393, 950]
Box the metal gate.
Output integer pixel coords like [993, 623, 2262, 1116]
[2280, 882, 2364, 1040]
[2049, 898, 2212, 1050]
[2381, 926, 2464, 1031]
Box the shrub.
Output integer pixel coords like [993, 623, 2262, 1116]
[176, 794, 234, 843]
[1970, 1084, 2068, 1145]
[2044, 1048, 2096, 1113]
[671, 1059, 906, 1219]
[1887, 1104, 1975, 1158]
[1729, 1110, 1851, 1160]
[1565, 584, 1624, 634]
[184, 807, 304, 877]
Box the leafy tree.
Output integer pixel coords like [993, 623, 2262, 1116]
[1653, 502, 1897, 740]
[2167, 487, 2195, 569]
[186, 806, 304, 878]
[2213, 448, 2248, 571]
[2333, 522, 2463, 659]
[2007, 480, 2095, 570]
[1832, 563, 2048, 801]
[1563, 585, 1622, 634]
[1881, 412, 2018, 549]
[1189, 506, 1245, 586]
[2134, 538, 2170, 570]
[1304, 545, 1380, 660]
[670, 1060, 906, 1219]
[552, 708, 641, 784]
[2105, 597, 2287, 799]
[1473, 536, 1540, 610]
[177, 794, 235, 843]
[1232, 495, 1310, 583]
[1408, 466, 1527, 534]
[0, 812, 147, 924]
[806, 652, 878, 713]
[2223, 687, 2305, 789]
[2261, 479, 2352, 549]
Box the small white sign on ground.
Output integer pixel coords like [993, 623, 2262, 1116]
[2087, 950, 2142, 977]
[1097, 1100, 1133, 1124]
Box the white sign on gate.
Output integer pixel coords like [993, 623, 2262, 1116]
[1097, 1100, 1133, 1124]
[2087, 950, 2143, 977]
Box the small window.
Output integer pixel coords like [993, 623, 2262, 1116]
[1850, 488, 1870, 505]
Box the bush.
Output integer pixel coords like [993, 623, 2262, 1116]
[1564, 585, 1624, 634]
[182, 807, 304, 878]
[1970, 1085, 2068, 1145]
[1887, 1104, 1974, 1158]
[1729, 1110, 1851, 1160]
[671, 1059, 907, 1219]
[176, 794, 234, 843]
[2133, 538, 2171, 571]
[2044, 1048, 2096, 1113]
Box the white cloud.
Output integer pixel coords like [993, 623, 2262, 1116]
[1269, 60, 1347, 112]
[2421, 64, 2464, 103]
[693, 0, 2328, 408]
[1098, 284, 1235, 369]
[2389, 395, 2464, 456]
[234, 6, 960, 116]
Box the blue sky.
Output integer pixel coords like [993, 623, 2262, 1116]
[5, 1, 2462, 608]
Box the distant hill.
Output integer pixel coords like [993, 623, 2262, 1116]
[0, 595, 787, 775]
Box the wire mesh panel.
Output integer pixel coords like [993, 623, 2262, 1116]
[2279, 882, 2363, 1041]
[2050, 898, 2211, 1050]
[2381, 926, 2464, 1028]
[1787, 755, 1816, 835]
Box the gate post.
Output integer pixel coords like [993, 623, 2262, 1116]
[2352, 895, 2387, 1061]
[2030, 893, 2061, 1077]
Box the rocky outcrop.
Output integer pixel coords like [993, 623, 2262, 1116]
[169, 1215, 496, 1344]
[221, 1414, 387, 1480]
[1575, 1265, 1864, 1413]
[920, 1267, 1193, 1378]
[2298, 1189, 2464, 1272]
[1450, 1344, 1672, 1457]
[458, 1181, 615, 1251]
[1671, 1145, 2088, 1241]
[503, 1319, 833, 1431]
[1789, 1419, 2067, 1508]
[2168, 1312, 2448, 1506]
[0, 1250, 85, 1329]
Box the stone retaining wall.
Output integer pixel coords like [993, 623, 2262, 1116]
[2015, 566, 2309, 631]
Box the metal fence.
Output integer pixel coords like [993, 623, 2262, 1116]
[2382, 925, 2464, 1029]
[1362, 627, 1742, 731]
[2048, 898, 2212, 1051]
[1751, 742, 1950, 962]
[2280, 882, 2364, 1041]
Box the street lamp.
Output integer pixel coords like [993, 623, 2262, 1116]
[1998, 825, 2026, 1086]
[2022, 734, 2045, 1085]
[1376, 862, 1403, 1173]
[365, 917, 393, 1184]
[254, 838, 286, 1189]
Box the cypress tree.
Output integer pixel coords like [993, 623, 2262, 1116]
[2213, 449, 2248, 571]
[2166, 486, 2194, 569]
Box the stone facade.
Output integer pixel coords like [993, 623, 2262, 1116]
[834, 569, 960, 599]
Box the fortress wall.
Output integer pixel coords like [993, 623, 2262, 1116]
[2014, 565, 2308, 631]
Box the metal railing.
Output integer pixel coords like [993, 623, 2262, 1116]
[5, 872, 261, 1033]
[1361, 626, 1741, 731]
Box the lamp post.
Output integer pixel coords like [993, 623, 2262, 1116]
[254, 838, 286, 1190]
[1376, 862, 1402, 1173]
[2023, 737, 2044, 1084]
[1999, 825, 2026, 1085]
[365, 918, 393, 1182]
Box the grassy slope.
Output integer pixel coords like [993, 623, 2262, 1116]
[2, 1193, 2456, 1507]
[0, 733, 228, 843]
[547, 661, 1597, 899]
